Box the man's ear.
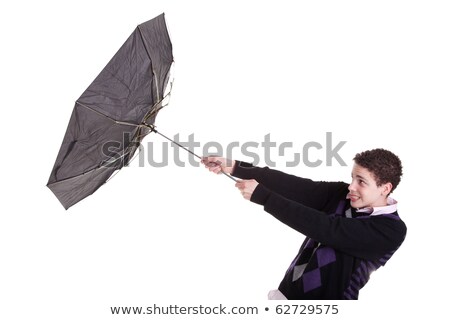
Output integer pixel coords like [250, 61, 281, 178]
[381, 182, 393, 196]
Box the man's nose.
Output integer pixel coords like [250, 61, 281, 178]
[348, 181, 356, 192]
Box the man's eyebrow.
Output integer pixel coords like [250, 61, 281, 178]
[351, 173, 368, 180]
[355, 174, 368, 181]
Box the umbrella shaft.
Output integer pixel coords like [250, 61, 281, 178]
[154, 129, 201, 159]
[151, 128, 237, 182]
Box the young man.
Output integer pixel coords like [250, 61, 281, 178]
[202, 148, 406, 300]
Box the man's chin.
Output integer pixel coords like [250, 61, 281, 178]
[349, 200, 362, 209]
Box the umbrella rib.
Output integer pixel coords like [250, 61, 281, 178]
[48, 145, 136, 187]
[75, 101, 141, 128]
[137, 25, 160, 100]
[46, 165, 112, 187]
[143, 84, 172, 123]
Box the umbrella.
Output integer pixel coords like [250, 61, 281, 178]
[48, 13, 235, 210]
[47, 14, 174, 209]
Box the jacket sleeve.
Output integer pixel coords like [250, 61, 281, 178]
[232, 161, 348, 211]
[251, 184, 407, 260]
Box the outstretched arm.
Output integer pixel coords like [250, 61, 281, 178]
[251, 184, 407, 260]
[202, 157, 348, 211]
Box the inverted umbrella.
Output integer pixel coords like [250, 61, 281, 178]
[47, 14, 175, 209]
[48, 13, 235, 210]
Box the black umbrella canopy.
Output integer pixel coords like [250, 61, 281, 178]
[47, 13, 173, 209]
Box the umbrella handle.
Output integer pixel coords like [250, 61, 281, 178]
[222, 172, 238, 182]
[205, 162, 237, 182]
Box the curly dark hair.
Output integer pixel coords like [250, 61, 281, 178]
[353, 148, 403, 193]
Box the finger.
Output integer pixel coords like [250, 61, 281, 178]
[210, 165, 223, 174]
[201, 157, 212, 165]
[202, 156, 221, 163]
[204, 159, 223, 168]
[209, 166, 218, 173]
[206, 162, 219, 168]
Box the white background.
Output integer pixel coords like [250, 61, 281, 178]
[1, 0, 449, 319]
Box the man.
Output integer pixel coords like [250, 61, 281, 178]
[201, 148, 406, 300]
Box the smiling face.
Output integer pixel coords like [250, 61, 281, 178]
[348, 163, 393, 209]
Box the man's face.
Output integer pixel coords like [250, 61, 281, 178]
[348, 163, 391, 209]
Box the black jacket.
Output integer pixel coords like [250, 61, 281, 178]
[233, 161, 407, 299]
